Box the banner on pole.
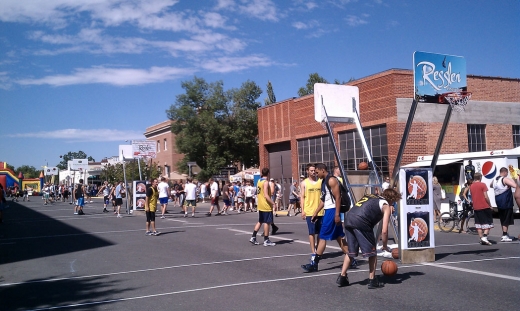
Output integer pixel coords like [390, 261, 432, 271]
[132, 140, 156, 159]
[45, 167, 59, 176]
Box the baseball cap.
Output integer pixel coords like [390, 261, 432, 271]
[270, 178, 274, 181]
[300, 175, 305, 178]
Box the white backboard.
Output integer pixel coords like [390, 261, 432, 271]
[132, 140, 157, 159]
[314, 83, 359, 123]
[119, 145, 133, 161]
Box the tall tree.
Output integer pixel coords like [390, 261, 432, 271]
[56, 151, 95, 170]
[166, 77, 261, 179]
[16, 165, 39, 178]
[264, 80, 277, 105]
[297, 73, 328, 97]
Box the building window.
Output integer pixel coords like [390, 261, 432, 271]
[164, 139, 167, 151]
[297, 136, 335, 177]
[514, 125, 520, 148]
[157, 140, 160, 152]
[338, 125, 389, 175]
[467, 124, 486, 152]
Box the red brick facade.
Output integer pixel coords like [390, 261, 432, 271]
[258, 69, 520, 180]
[144, 120, 184, 178]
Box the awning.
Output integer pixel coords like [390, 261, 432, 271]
[403, 158, 463, 168]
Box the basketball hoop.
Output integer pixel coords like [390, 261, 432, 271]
[320, 120, 335, 133]
[440, 91, 472, 112]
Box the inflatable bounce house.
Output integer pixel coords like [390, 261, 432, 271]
[0, 162, 43, 194]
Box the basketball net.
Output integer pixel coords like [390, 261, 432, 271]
[442, 91, 472, 112]
[320, 120, 335, 133]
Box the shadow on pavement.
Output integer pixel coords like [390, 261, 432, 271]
[435, 248, 499, 261]
[0, 202, 113, 265]
[0, 276, 130, 311]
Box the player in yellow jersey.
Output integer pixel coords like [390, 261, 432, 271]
[249, 168, 276, 246]
[300, 163, 324, 262]
[145, 178, 160, 236]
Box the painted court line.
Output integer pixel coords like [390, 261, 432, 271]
[424, 259, 520, 281]
[25, 256, 519, 311]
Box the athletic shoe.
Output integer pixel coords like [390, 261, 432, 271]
[250, 237, 259, 245]
[500, 235, 513, 242]
[287, 213, 292, 217]
[222, 212, 227, 215]
[117, 214, 122, 218]
[145, 231, 153, 236]
[206, 213, 212, 217]
[336, 274, 350, 287]
[74, 212, 78, 215]
[152, 231, 160, 236]
[191, 213, 195, 217]
[271, 224, 279, 235]
[184, 213, 187, 218]
[367, 276, 384, 289]
[301, 263, 318, 272]
[160, 215, 166, 219]
[350, 258, 358, 268]
[237, 210, 240, 214]
[480, 237, 492, 245]
[215, 213, 222, 216]
[114, 211, 117, 214]
[263, 239, 276, 247]
[103, 208, 108, 213]
[275, 213, 278, 217]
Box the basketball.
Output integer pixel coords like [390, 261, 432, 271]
[381, 260, 398, 276]
[391, 248, 399, 259]
[358, 162, 369, 170]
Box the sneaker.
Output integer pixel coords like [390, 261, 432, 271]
[222, 212, 227, 215]
[215, 213, 222, 216]
[237, 210, 240, 214]
[287, 213, 292, 217]
[114, 211, 117, 214]
[275, 213, 278, 217]
[145, 231, 153, 236]
[367, 276, 384, 289]
[301, 263, 318, 272]
[184, 213, 188, 218]
[350, 258, 358, 268]
[263, 239, 276, 247]
[271, 224, 279, 235]
[191, 213, 195, 217]
[250, 237, 259, 245]
[160, 215, 166, 219]
[117, 214, 122, 218]
[152, 231, 160, 236]
[206, 213, 212, 217]
[336, 274, 350, 287]
[500, 235, 513, 242]
[480, 237, 492, 245]
[74, 212, 78, 215]
[103, 208, 108, 213]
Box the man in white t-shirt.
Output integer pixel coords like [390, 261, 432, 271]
[382, 176, 390, 190]
[157, 177, 170, 219]
[244, 181, 255, 212]
[206, 178, 221, 216]
[199, 183, 207, 203]
[183, 178, 198, 217]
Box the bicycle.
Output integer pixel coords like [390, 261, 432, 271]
[438, 200, 475, 233]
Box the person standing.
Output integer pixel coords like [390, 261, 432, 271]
[114, 181, 124, 218]
[287, 181, 299, 217]
[469, 173, 494, 245]
[300, 164, 324, 261]
[221, 182, 231, 215]
[207, 178, 221, 216]
[145, 178, 160, 236]
[465, 160, 475, 181]
[97, 181, 111, 213]
[432, 176, 442, 221]
[244, 181, 255, 212]
[73, 179, 86, 215]
[184, 178, 198, 217]
[490, 167, 516, 242]
[382, 176, 390, 190]
[249, 168, 276, 246]
[157, 177, 170, 219]
[337, 189, 401, 288]
[199, 182, 207, 203]
[301, 163, 348, 273]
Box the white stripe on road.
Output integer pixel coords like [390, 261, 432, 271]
[424, 260, 520, 281]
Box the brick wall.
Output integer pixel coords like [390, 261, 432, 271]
[258, 69, 520, 178]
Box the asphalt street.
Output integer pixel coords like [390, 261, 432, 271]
[0, 197, 519, 311]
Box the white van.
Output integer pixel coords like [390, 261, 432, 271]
[404, 147, 520, 213]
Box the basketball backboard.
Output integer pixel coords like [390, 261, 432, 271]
[314, 83, 359, 123]
[413, 51, 467, 103]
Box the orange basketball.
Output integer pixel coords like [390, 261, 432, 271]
[358, 162, 369, 170]
[381, 260, 398, 276]
[391, 248, 399, 259]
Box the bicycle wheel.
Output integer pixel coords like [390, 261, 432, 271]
[465, 211, 477, 234]
[438, 212, 455, 232]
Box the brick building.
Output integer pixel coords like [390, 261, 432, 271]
[144, 120, 184, 178]
[257, 69, 520, 197]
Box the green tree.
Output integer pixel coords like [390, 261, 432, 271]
[16, 165, 39, 178]
[57, 151, 95, 170]
[297, 73, 328, 97]
[166, 77, 261, 178]
[264, 80, 277, 105]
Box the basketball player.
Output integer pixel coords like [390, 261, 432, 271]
[300, 164, 324, 265]
[249, 168, 276, 246]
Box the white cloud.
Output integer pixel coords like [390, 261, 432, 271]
[16, 66, 195, 86]
[200, 55, 274, 73]
[215, 0, 235, 10]
[0, 71, 12, 90]
[239, 0, 278, 21]
[6, 128, 145, 142]
[345, 14, 368, 26]
[292, 20, 319, 30]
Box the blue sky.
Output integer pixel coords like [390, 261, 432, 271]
[1, 0, 519, 170]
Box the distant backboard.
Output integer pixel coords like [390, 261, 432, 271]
[413, 51, 467, 103]
[314, 83, 359, 123]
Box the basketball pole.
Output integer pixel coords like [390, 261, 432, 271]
[430, 104, 453, 173]
[390, 99, 418, 188]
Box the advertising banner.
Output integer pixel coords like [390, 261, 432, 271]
[69, 159, 89, 172]
[45, 167, 59, 176]
[132, 140, 156, 159]
[133, 180, 147, 210]
[399, 168, 435, 250]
